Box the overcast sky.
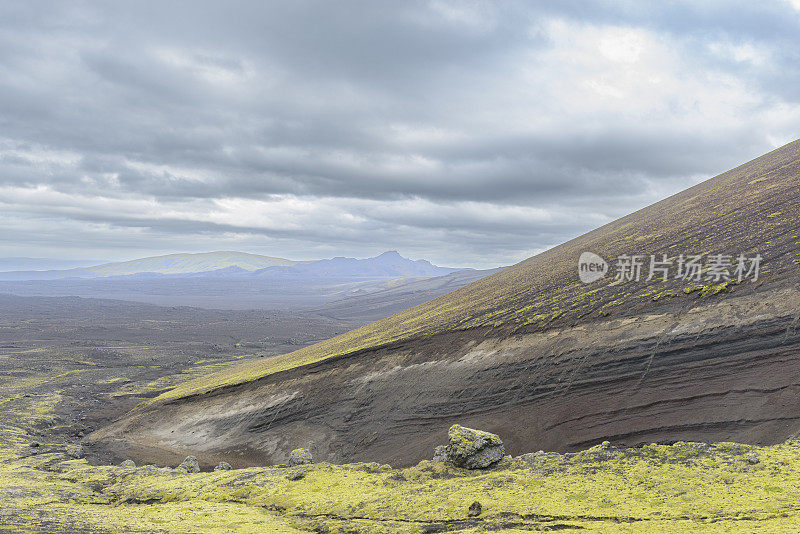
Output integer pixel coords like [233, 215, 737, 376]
[1, 1, 798, 268]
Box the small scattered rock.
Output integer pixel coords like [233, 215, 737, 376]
[673, 441, 710, 452]
[517, 452, 540, 464]
[286, 466, 308, 480]
[442, 424, 505, 469]
[602, 498, 611, 504]
[495, 455, 514, 468]
[29, 442, 41, 448]
[288, 448, 313, 467]
[119, 459, 136, 468]
[178, 455, 200, 473]
[357, 462, 386, 472]
[745, 456, 760, 465]
[214, 461, 232, 471]
[583, 440, 614, 457]
[468, 501, 482, 517]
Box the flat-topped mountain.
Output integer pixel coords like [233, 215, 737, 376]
[95, 140, 800, 469]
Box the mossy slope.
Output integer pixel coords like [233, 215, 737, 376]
[154, 139, 800, 403]
[6, 423, 800, 533]
[6, 377, 800, 533]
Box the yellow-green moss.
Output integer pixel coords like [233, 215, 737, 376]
[7, 422, 800, 532]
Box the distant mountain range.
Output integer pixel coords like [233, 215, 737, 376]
[88, 251, 302, 276]
[250, 251, 459, 279]
[0, 257, 105, 272]
[0, 250, 463, 281]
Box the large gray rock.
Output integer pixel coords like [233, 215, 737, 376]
[441, 424, 504, 469]
[178, 455, 200, 473]
[287, 448, 313, 466]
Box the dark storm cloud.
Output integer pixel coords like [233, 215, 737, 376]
[0, 0, 798, 266]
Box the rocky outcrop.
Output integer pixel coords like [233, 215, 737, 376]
[436, 425, 505, 469]
[178, 455, 200, 473]
[288, 448, 313, 466]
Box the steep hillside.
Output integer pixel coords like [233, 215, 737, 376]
[95, 140, 800, 467]
[313, 268, 501, 322]
[145, 140, 800, 402]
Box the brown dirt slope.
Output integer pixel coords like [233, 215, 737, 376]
[94, 140, 800, 467]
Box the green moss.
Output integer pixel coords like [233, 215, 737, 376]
[683, 284, 708, 295]
[652, 291, 679, 302]
[7, 422, 800, 532]
[682, 281, 735, 297]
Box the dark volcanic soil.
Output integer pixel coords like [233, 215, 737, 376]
[0, 294, 359, 464]
[94, 283, 800, 468]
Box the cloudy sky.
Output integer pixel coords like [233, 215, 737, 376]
[1, 1, 798, 268]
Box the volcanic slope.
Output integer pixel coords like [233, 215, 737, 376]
[96, 140, 800, 468]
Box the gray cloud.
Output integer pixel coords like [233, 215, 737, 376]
[0, 0, 798, 267]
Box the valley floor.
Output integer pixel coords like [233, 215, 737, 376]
[3, 295, 800, 532]
[4, 399, 800, 533]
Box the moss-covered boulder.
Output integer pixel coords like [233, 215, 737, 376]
[287, 448, 313, 466]
[178, 455, 200, 473]
[444, 424, 504, 469]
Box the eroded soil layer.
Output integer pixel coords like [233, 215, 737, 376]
[98, 286, 800, 468]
